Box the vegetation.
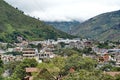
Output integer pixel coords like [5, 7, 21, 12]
[73, 10, 120, 41]
[1, 0, 120, 80]
[100, 64, 120, 71]
[1, 53, 120, 80]
[33, 54, 120, 80]
[4, 52, 22, 56]
[45, 21, 80, 33]
[0, 60, 4, 80]
[5, 58, 38, 80]
[97, 41, 114, 49]
[0, 60, 4, 75]
[0, 0, 74, 43]
[4, 61, 21, 76]
[63, 54, 97, 73]
[54, 48, 82, 57]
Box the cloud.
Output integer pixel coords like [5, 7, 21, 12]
[4, 0, 120, 21]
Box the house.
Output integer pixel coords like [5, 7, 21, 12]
[69, 67, 75, 73]
[26, 68, 38, 73]
[98, 54, 110, 63]
[0, 49, 5, 60]
[83, 41, 92, 47]
[66, 41, 84, 49]
[38, 48, 55, 60]
[22, 48, 38, 59]
[1, 55, 16, 63]
[7, 48, 14, 52]
[17, 36, 23, 42]
[25, 68, 38, 80]
[104, 71, 120, 76]
[13, 47, 23, 52]
[108, 49, 120, 67]
[57, 38, 80, 44]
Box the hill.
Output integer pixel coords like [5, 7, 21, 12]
[72, 10, 120, 41]
[0, 0, 74, 43]
[45, 21, 80, 33]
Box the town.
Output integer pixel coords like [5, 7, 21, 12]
[0, 36, 120, 80]
[0, 0, 120, 80]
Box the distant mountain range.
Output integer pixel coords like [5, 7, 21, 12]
[45, 21, 80, 33]
[72, 10, 120, 41]
[0, 0, 74, 42]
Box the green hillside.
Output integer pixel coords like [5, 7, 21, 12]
[72, 10, 120, 41]
[45, 21, 80, 33]
[0, 0, 74, 43]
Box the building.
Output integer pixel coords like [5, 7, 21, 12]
[108, 49, 120, 67]
[104, 72, 120, 76]
[25, 68, 38, 80]
[22, 48, 38, 59]
[38, 48, 55, 59]
[98, 54, 110, 63]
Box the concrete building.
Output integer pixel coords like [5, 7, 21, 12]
[22, 48, 38, 59]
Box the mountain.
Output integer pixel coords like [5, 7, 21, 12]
[0, 0, 74, 42]
[72, 10, 120, 41]
[45, 21, 80, 33]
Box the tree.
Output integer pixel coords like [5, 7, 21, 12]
[59, 42, 66, 48]
[97, 42, 113, 49]
[36, 62, 60, 80]
[82, 47, 94, 54]
[50, 56, 66, 70]
[64, 54, 97, 74]
[28, 44, 37, 48]
[37, 43, 42, 53]
[57, 48, 80, 57]
[4, 61, 21, 76]
[0, 60, 4, 75]
[63, 70, 103, 80]
[101, 74, 115, 80]
[0, 60, 3, 68]
[12, 59, 38, 79]
[5, 74, 20, 80]
[22, 58, 38, 67]
[100, 64, 113, 71]
[115, 74, 120, 80]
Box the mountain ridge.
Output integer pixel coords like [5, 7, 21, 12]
[0, 0, 74, 42]
[45, 20, 80, 33]
[72, 10, 120, 41]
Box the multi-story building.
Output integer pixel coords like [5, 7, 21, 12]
[22, 48, 38, 59]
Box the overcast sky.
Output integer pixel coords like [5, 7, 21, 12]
[5, 0, 120, 21]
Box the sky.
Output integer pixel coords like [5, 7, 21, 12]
[4, 0, 120, 21]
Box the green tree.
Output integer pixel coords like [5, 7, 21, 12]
[36, 62, 60, 80]
[100, 64, 113, 71]
[57, 48, 81, 57]
[0, 60, 3, 68]
[5, 74, 20, 80]
[63, 70, 103, 80]
[64, 54, 97, 74]
[37, 43, 42, 53]
[12, 58, 38, 79]
[101, 74, 115, 80]
[0, 60, 4, 75]
[59, 42, 66, 48]
[82, 47, 95, 54]
[4, 61, 21, 75]
[115, 74, 120, 80]
[50, 56, 66, 70]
